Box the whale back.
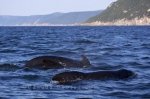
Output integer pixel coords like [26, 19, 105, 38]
[116, 69, 135, 79]
[86, 69, 135, 80]
[24, 56, 63, 69]
[52, 71, 85, 84]
[24, 55, 91, 69]
[52, 69, 135, 84]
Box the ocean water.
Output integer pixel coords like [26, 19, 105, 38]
[0, 26, 150, 99]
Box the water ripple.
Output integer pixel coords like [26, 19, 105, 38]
[0, 26, 150, 98]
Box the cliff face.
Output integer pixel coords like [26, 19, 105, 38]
[87, 0, 150, 22]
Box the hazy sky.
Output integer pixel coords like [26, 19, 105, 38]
[0, 0, 116, 16]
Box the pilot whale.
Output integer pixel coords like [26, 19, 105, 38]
[25, 55, 91, 69]
[52, 69, 135, 84]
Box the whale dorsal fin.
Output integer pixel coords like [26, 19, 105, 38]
[81, 55, 91, 67]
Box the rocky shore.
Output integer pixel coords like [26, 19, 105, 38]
[83, 16, 150, 26]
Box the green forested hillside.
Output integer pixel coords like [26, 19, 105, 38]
[87, 0, 150, 22]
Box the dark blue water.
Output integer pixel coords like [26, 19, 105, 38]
[0, 26, 150, 99]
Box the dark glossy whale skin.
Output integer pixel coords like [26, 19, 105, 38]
[25, 55, 91, 69]
[52, 69, 135, 84]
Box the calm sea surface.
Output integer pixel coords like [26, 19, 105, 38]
[0, 26, 150, 99]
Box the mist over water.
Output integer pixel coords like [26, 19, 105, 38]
[0, 26, 150, 98]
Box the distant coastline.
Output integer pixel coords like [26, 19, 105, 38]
[81, 16, 150, 26]
[1, 15, 149, 26]
[1, 16, 149, 26]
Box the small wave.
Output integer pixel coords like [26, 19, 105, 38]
[74, 39, 97, 44]
[127, 62, 143, 66]
[103, 91, 131, 98]
[141, 56, 150, 60]
[124, 43, 132, 46]
[141, 43, 150, 47]
[21, 75, 40, 81]
[101, 47, 121, 51]
[0, 73, 40, 81]
[51, 51, 76, 55]
[0, 64, 21, 71]
[88, 65, 123, 71]
[0, 97, 9, 99]
[0, 49, 18, 53]
[0, 56, 29, 64]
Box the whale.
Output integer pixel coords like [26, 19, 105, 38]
[52, 69, 135, 84]
[25, 55, 91, 69]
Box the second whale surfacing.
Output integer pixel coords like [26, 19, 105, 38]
[24, 55, 91, 69]
[52, 69, 136, 84]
